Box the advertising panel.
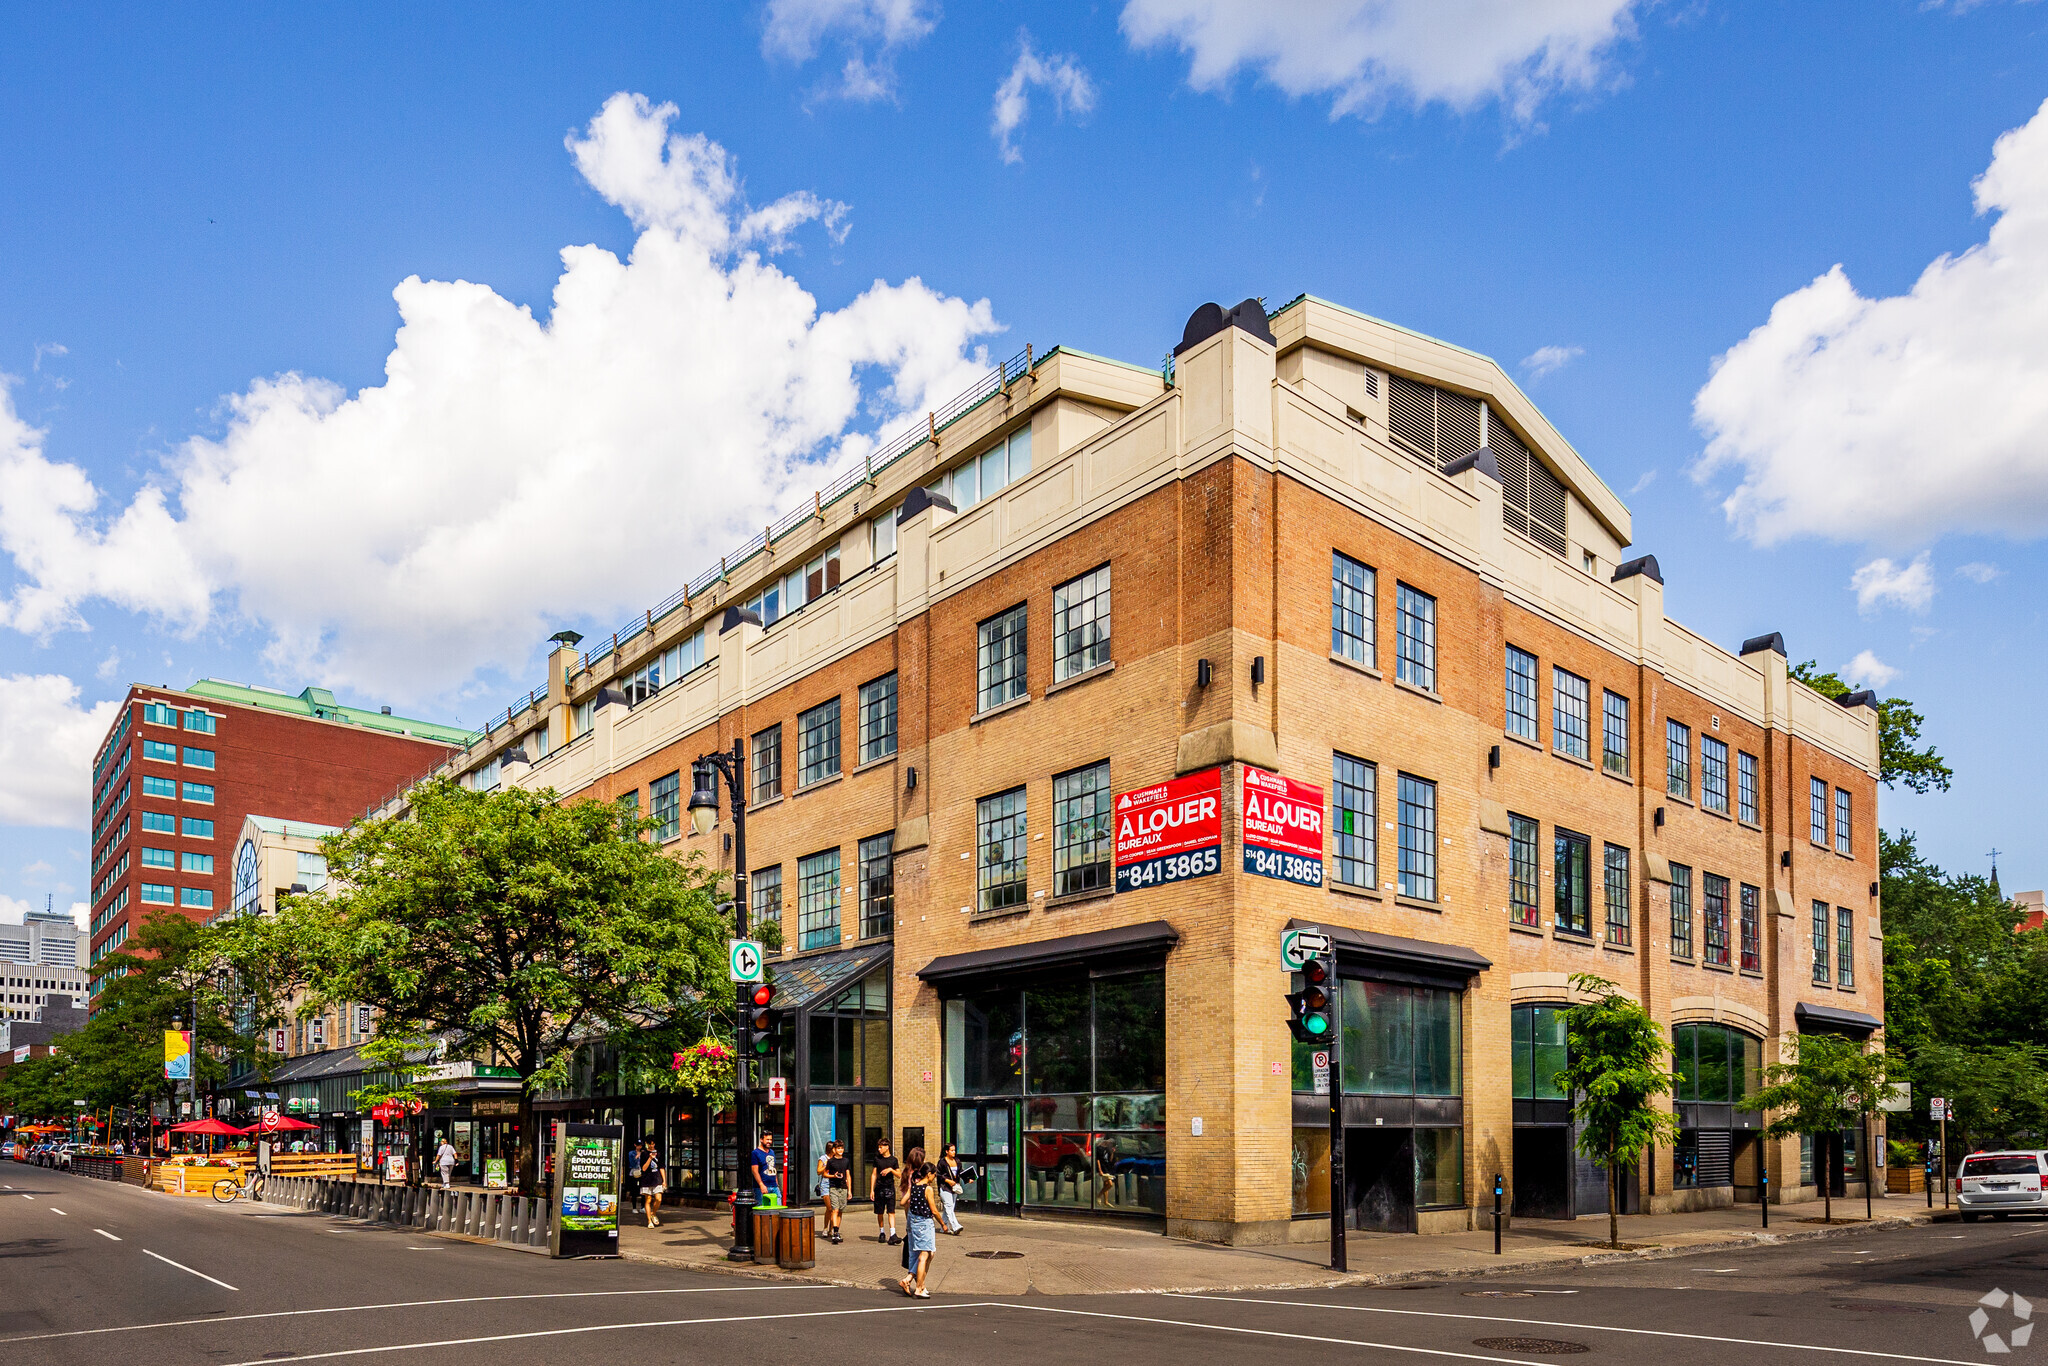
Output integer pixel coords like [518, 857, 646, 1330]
[1114, 767, 1223, 892]
[163, 1029, 191, 1080]
[484, 1158, 510, 1189]
[1241, 768, 1325, 886]
[550, 1121, 623, 1257]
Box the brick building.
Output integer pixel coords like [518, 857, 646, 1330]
[86, 681, 468, 997]
[385, 295, 1885, 1242]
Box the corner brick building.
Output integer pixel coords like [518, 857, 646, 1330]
[386, 295, 1885, 1242]
[86, 681, 468, 997]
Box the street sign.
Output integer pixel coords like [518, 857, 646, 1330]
[766, 1077, 787, 1106]
[1312, 1050, 1331, 1096]
[728, 938, 765, 983]
[1281, 926, 1332, 970]
[1931, 1096, 1949, 1120]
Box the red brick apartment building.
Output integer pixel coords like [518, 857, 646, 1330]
[382, 295, 1885, 1243]
[86, 681, 468, 994]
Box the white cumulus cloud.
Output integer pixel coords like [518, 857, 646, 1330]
[1119, 0, 1641, 124]
[1695, 97, 2048, 547]
[1851, 554, 1936, 614]
[1956, 560, 2003, 583]
[763, 0, 940, 101]
[0, 673, 121, 830]
[1522, 344, 1583, 379]
[992, 34, 1098, 165]
[1845, 649, 1900, 691]
[0, 92, 1001, 705]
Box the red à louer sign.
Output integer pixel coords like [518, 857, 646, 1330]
[1241, 766, 1324, 859]
[1114, 767, 1223, 865]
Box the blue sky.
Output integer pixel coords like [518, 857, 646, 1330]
[4, 1, 2046, 923]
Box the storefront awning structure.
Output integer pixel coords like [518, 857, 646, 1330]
[1794, 1001, 1882, 1036]
[773, 942, 892, 1009]
[917, 920, 1180, 987]
[1284, 918, 1491, 987]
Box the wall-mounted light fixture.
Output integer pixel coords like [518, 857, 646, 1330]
[1780, 850, 1792, 869]
[1251, 656, 1266, 686]
[906, 766, 919, 792]
[1653, 807, 1665, 829]
[1197, 659, 1212, 688]
[1488, 745, 1501, 771]
[1869, 880, 1879, 897]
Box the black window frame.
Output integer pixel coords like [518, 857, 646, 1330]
[977, 603, 1029, 712]
[1051, 760, 1112, 898]
[859, 672, 899, 764]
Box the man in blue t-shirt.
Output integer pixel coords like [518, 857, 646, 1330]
[748, 1132, 777, 1203]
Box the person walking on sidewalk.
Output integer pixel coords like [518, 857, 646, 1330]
[817, 1140, 850, 1243]
[897, 1148, 939, 1298]
[636, 1141, 665, 1226]
[435, 1136, 458, 1190]
[870, 1138, 900, 1244]
[937, 1142, 965, 1234]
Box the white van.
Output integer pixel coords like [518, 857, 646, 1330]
[1958, 1151, 2048, 1221]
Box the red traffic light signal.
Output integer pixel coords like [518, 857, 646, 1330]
[745, 980, 780, 1054]
[749, 982, 775, 1009]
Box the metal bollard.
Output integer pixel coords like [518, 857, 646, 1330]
[1493, 1173, 1504, 1254]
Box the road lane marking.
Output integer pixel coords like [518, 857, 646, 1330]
[0, 1285, 832, 1344]
[48, 1206, 66, 1214]
[211, 1303, 973, 1366]
[991, 1304, 1594, 1366]
[1164, 1293, 1983, 1365]
[95, 1229, 122, 1240]
[141, 1249, 240, 1292]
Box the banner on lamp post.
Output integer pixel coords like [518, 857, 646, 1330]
[163, 1030, 192, 1080]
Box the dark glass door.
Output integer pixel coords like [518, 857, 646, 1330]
[948, 1100, 1016, 1214]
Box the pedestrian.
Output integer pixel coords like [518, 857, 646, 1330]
[636, 1140, 664, 1226]
[749, 1129, 777, 1205]
[897, 1148, 938, 1299]
[870, 1138, 900, 1244]
[817, 1139, 850, 1243]
[435, 1134, 458, 1190]
[937, 1142, 965, 1234]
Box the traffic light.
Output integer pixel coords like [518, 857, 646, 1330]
[744, 980, 782, 1056]
[1287, 952, 1333, 1043]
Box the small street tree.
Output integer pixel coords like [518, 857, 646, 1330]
[1750, 1032, 1868, 1223]
[259, 779, 733, 1195]
[1560, 973, 1679, 1249]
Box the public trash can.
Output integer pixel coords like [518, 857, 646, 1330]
[777, 1208, 816, 1270]
[752, 1206, 781, 1264]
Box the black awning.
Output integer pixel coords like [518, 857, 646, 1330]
[1287, 918, 1491, 986]
[917, 919, 1179, 987]
[1795, 1001, 1882, 1035]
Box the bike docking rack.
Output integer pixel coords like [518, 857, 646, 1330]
[258, 1175, 555, 1252]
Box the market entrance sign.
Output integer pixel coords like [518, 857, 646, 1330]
[1114, 767, 1223, 892]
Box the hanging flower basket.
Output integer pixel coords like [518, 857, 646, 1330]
[671, 1038, 736, 1111]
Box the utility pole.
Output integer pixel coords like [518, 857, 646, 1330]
[689, 736, 753, 1261]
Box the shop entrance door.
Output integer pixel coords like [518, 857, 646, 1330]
[947, 1101, 1017, 1214]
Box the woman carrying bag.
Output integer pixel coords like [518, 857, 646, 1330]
[636, 1141, 665, 1227]
[897, 1148, 940, 1298]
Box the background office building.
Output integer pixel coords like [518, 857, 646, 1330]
[387, 293, 1884, 1242]
[86, 680, 469, 999]
[1, 903, 88, 1022]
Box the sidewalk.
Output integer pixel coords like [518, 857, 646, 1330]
[614, 1198, 1946, 1295]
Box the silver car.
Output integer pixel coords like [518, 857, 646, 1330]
[1958, 1150, 2048, 1221]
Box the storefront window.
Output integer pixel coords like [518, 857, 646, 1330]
[943, 991, 1023, 1096]
[1337, 980, 1461, 1096]
[1025, 982, 1091, 1094]
[1292, 1127, 1332, 1215]
[1415, 1127, 1464, 1207]
[1511, 1005, 1569, 1100]
[1671, 1024, 1761, 1104]
[1093, 974, 1166, 1092]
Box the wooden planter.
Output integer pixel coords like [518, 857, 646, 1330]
[1886, 1167, 1925, 1194]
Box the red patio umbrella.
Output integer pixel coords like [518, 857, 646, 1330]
[167, 1118, 246, 1136]
[243, 1114, 319, 1133]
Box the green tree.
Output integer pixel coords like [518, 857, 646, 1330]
[1790, 661, 1952, 793]
[1910, 1043, 2048, 1160]
[1751, 1032, 1875, 1223]
[1560, 973, 1679, 1249]
[261, 779, 733, 1195]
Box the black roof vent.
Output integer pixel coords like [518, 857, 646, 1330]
[719, 606, 763, 635]
[1739, 632, 1786, 657]
[1173, 297, 1276, 356]
[1838, 689, 1879, 711]
[1612, 554, 1663, 585]
[1441, 447, 1501, 482]
[896, 485, 957, 525]
[592, 686, 630, 710]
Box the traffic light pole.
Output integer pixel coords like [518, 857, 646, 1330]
[694, 738, 755, 1262]
[1328, 977, 1345, 1274]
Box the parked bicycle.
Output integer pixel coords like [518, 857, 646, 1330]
[211, 1166, 265, 1204]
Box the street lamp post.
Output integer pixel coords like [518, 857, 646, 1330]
[687, 738, 753, 1262]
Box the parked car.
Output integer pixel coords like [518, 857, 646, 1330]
[54, 1143, 75, 1170]
[1958, 1150, 2048, 1221]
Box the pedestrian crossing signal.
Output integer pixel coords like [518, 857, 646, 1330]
[1287, 953, 1333, 1042]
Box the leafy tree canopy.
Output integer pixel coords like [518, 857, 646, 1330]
[1790, 660, 1951, 793]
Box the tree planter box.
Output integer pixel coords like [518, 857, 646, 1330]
[1886, 1167, 1925, 1194]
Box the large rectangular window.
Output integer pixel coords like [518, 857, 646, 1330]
[1810, 777, 1828, 845]
[1835, 788, 1853, 855]
[1811, 899, 1830, 983]
[797, 698, 842, 788]
[977, 787, 1028, 913]
[649, 771, 681, 842]
[180, 888, 213, 909]
[181, 851, 214, 875]
[1552, 669, 1590, 760]
[141, 846, 174, 868]
[1604, 844, 1631, 945]
[1702, 873, 1731, 966]
[1666, 720, 1692, 798]
[858, 673, 898, 763]
[182, 747, 216, 770]
[1331, 754, 1376, 889]
[141, 811, 174, 834]
[1554, 828, 1591, 935]
[1512, 1004, 1569, 1100]
[142, 702, 178, 726]
[1397, 774, 1437, 901]
[797, 849, 842, 951]
[977, 604, 1028, 711]
[183, 709, 216, 734]
[1509, 815, 1539, 927]
[142, 774, 176, 799]
[141, 883, 174, 904]
[858, 833, 894, 939]
[181, 816, 213, 838]
[1737, 751, 1759, 823]
[1052, 565, 1111, 682]
[1052, 762, 1112, 898]
[750, 725, 782, 804]
[1670, 863, 1694, 959]
[1837, 907, 1855, 988]
[1700, 737, 1729, 814]
[1739, 884, 1761, 972]
[751, 865, 782, 936]
[1332, 553, 1376, 664]
[1602, 691, 1630, 777]
[143, 739, 177, 762]
[182, 782, 214, 804]
[1504, 647, 1538, 740]
[1334, 979, 1463, 1100]
[1395, 585, 1437, 691]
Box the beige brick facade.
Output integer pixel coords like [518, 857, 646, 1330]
[395, 295, 1885, 1242]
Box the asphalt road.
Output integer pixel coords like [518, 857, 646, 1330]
[5, 1164, 2043, 1366]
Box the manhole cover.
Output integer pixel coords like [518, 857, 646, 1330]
[1472, 1339, 1588, 1356]
[966, 1250, 1025, 1259]
[1463, 1290, 1533, 1298]
[1832, 1302, 1933, 1314]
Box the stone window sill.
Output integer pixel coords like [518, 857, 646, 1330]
[747, 796, 784, 815]
[1396, 896, 1441, 913]
[1553, 929, 1597, 946]
[1602, 768, 1635, 787]
[1552, 748, 1595, 772]
[1603, 940, 1636, 955]
[1047, 661, 1116, 696]
[1503, 730, 1542, 753]
[796, 774, 843, 798]
[1046, 886, 1114, 910]
[1508, 920, 1543, 937]
[1701, 960, 1734, 974]
[1700, 804, 1733, 823]
[1392, 679, 1443, 705]
[971, 694, 1032, 726]
[852, 753, 897, 777]
[1330, 652, 1382, 680]
[1329, 881, 1381, 902]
